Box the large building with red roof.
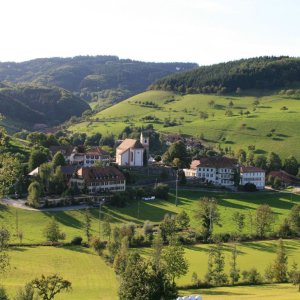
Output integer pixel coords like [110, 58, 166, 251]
[184, 157, 238, 186]
[70, 166, 126, 194]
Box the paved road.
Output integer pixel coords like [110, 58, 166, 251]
[0, 198, 92, 212]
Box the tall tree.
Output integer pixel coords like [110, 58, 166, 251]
[43, 217, 64, 243]
[288, 204, 300, 234]
[0, 154, 21, 197]
[28, 150, 48, 171]
[52, 152, 66, 169]
[162, 140, 191, 168]
[31, 274, 71, 300]
[162, 240, 189, 284]
[0, 227, 10, 278]
[194, 197, 221, 242]
[273, 239, 288, 282]
[232, 212, 245, 233]
[83, 209, 91, 242]
[254, 155, 267, 170]
[267, 152, 282, 171]
[283, 155, 299, 176]
[229, 244, 240, 285]
[206, 242, 228, 286]
[255, 204, 275, 238]
[27, 181, 41, 208]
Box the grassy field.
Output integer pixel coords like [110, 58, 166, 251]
[1, 190, 299, 243]
[180, 284, 300, 300]
[4, 246, 118, 300]
[3, 240, 300, 300]
[68, 90, 300, 160]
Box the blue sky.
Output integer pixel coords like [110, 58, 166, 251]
[1, 0, 299, 65]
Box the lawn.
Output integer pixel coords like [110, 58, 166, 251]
[68, 90, 300, 160]
[1, 190, 299, 243]
[4, 246, 118, 300]
[179, 284, 300, 300]
[3, 239, 300, 300]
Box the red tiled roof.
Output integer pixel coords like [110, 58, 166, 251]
[194, 157, 238, 168]
[85, 147, 109, 156]
[77, 166, 125, 182]
[268, 170, 300, 184]
[240, 166, 265, 173]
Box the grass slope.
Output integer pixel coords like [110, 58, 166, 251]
[4, 240, 300, 300]
[69, 90, 300, 160]
[4, 246, 118, 300]
[1, 190, 299, 243]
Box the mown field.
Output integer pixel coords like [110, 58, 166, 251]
[3, 240, 300, 300]
[1, 190, 299, 244]
[68, 90, 300, 160]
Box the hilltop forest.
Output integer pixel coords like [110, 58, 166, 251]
[150, 56, 300, 94]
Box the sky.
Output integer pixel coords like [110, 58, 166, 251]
[1, 0, 299, 65]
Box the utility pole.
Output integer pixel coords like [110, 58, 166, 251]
[175, 170, 178, 206]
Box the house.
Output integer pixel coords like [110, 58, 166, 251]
[49, 145, 75, 163]
[83, 147, 110, 167]
[70, 166, 126, 194]
[184, 157, 238, 186]
[240, 166, 265, 189]
[116, 133, 148, 166]
[268, 170, 300, 187]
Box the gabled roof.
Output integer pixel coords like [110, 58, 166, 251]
[61, 165, 78, 176]
[85, 147, 109, 156]
[49, 145, 75, 157]
[240, 166, 265, 173]
[77, 166, 125, 182]
[117, 139, 144, 153]
[190, 160, 201, 170]
[194, 157, 238, 169]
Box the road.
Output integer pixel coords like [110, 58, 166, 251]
[0, 198, 91, 212]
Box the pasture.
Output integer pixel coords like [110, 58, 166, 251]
[69, 90, 300, 160]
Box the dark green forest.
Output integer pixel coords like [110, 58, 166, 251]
[0, 56, 197, 102]
[0, 84, 89, 126]
[150, 56, 300, 94]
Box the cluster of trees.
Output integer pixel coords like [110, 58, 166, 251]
[0, 84, 89, 126]
[193, 239, 300, 290]
[150, 56, 300, 94]
[235, 148, 299, 175]
[27, 152, 67, 207]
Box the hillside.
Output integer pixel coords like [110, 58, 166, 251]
[150, 56, 300, 93]
[0, 83, 89, 128]
[68, 90, 300, 160]
[0, 56, 198, 106]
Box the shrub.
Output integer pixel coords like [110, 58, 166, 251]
[70, 236, 82, 245]
[243, 183, 257, 192]
[242, 268, 262, 284]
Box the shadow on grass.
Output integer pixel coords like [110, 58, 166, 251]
[62, 245, 92, 255]
[179, 288, 252, 296]
[42, 211, 82, 229]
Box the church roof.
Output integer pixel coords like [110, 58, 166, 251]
[117, 139, 144, 153]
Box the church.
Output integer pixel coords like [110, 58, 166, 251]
[116, 132, 149, 167]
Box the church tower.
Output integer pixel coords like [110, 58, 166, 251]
[140, 132, 149, 158]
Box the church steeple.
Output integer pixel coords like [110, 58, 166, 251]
[140, 132, 149, 157]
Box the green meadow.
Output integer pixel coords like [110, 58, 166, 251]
[69, 90, 300, 160]
[3, 240, 300, 300]
[1, 190, 299, 244]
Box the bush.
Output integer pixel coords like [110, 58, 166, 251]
[154, 183, 169, 200]
[70, 236, 82, 245]
[243, 183, 257, 192]
[242, 268, 262, 284]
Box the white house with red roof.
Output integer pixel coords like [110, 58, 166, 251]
[240, 166, 265, 189]
[184, 157, 238, 186]
[83, 147, 110, 167]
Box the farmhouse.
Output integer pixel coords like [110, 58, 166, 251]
[184, 157, 238, 187]
[70, 166, 126, 194]
[116, 133, 149, 166]
[240, 166, 265, 189]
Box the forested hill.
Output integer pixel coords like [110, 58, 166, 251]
[150, 56, 300, 94]
[0, 84, 89, 127]
[0, 56, 198, 101]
